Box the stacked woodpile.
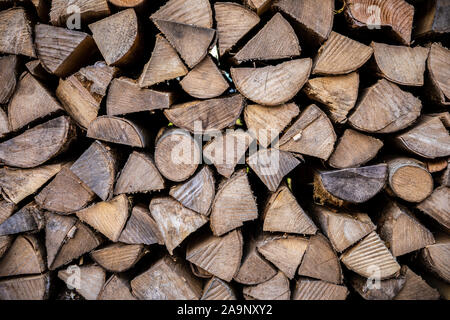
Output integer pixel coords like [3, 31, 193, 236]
[0, 0, 449, 300]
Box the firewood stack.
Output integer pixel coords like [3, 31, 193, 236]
[0, 0, 449, 301]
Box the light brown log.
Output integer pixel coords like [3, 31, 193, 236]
[201, 277, 237, 300]
[415, 0, 450, 38]
[419, 234, 450, 282]
[58, 264, 106, 300]
[350, 267, 406, 300]
[292, 278, 348, 300]
[150, 0, 213, 28]
[0, 273, 50, 300]
[50, 0, 110, 26]
[244, 0, 273, 15]
[0, 202, 44, 236]
[0, 199, 15, 225]
[90, 243, 146, 272]
[394, 266, 440, 300]
[0, 7, 36, 58]
[98, 274, 136, 300]
[231, 58, 311, 106]
[0, 55, 19, 104]
[243, 271, 290, 300]
[0, 108, 9, 138]
[427, 158, 448, 173]
[119, 204, 163, 245]
[108, 0, 145, 9]
[427, 43, 450, 106]
[421, 273, 450, 300]
[0, 235, 12, 259]
[417, 186, 449, 232]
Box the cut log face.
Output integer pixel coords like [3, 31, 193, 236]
[0, 55, 19, 104]
[345, 0, 414, 45]
[169, 166, 215, 216]
[417, 186, 450, 232]
[247, 148, 300, 192]
[45, 212, 76, 269]
[149, 197, 208, 254]
[0, 273, 50, 300]
[0, 200, 15, 225]
[415, 0, 450, 38]
[56, 61, 118, 129]
[394, 266, 440, 300]
[70, 140, 118, 201]
[164, 94, 245, 133]
[119, 204, 163, 245]
[0, 163, 63, 204]
[0, 235, 13, 259]
[303, 72, 359, 124]
[244, 103, 299, 148]
[89, 9, 141, 66]
[293, 278, 349, 300]
[263, 185, 317, 235]
[131, 255, 203, 300]
[87, 116, 150, 147]
[312, 32, 373, 75]
[371, 42, 429, 86]
[0, 8, 36, 57]
[201, 277, 236, 300]
[114, 152, 165, 195]
[138, 34, 188, 88]
[311, 205, 376, 253]
[90, 243, 145, 272]
[154, 129, 201, 182]
[35, 24, 96, 77]
[340, 231, 401, 280]
[278, 104, 336, 161]
[150, 0, 213, 28]
[387, 158, 434, 203]
[420, 235, 450, 283]
[428, 43, 450, 106]
[203, 129, 253, 178]
[314, 164, 387, 205]
[58, 265, 106, 300]
[328, 129, 383, 169]
[0, 115, 76, 168]
[298, 234, 342, 284]
[231, 58, 312, 106]
[0, 108, 10, 138]
[210, 169, 258, 236]
[153, 19, 215, 69]
[243, 271, 290, 300]
[186, 230, 243, 282]
[107, 77, 174, 116]
[0, 202, 44, 236]
[76, 194, 130, 242]
[273, 0, 334, 43]
[214, 2, 260, 56]
[245, 0, 273, 15]
[50, 0, 110, 26]
[395, 116, 450, 159]
[98, 274, 136, 300]
[348, 79, 422, 134]
[257, 235, 309, 279]
[351, 268, 406, 300]
[233, 12, 300, 63]
[180, 56, 229, 99]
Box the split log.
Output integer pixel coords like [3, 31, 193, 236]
[180, 56, 228, 99]
[186, 230, 243, 282]
[394, 266, 440, 300]
[244, 0, 273, 15]
[164, 94, 244, 133]
[0, 234, 46, 277]
[298, 234, 342, 284]
[89, 9, 141, 66]
[0, 235, 12, 259]
[417, 186, 450, 232]
[0, 55, 19, 104]
[0, 116, 76, 168]
[348, 79, 422, 134]
[231, 58, 311, 106]
[106, 77, 174, 116]
[35, 24, 96, 77]
[292, 278, 348, 300]
[0, 108, 9, 138]
[378, 201, 435, 256]
[0, 7, 36, 57]
[0, 202, 44, 236]
[311, 205, 376, 253]
[244, 103, 299, 148]
[201, 277, 236, 300]
[344, 0, 414, 45]
[394, 116, 450, 159]
[419, 234, 450, 282]
[108, 0, 146, 10]
[278, 104, 336, 161]
[312, 32, 373, 75]
[387, 158, 434, 203]
[56, 61, 118, 129]
[0, 273, 50, 300]
[314, 164, 387, 206]
[256, 235, 308, 279]
[87, 116, 150, 147]
[131, 255, 203, 300]
[214, 2, 260, 56]
[340, 231, 401, 280]
[150, 0, 213, 28]
[70, 140, 118, 201]
[98, 274, 136, 300]
[303, 72, 359, 124]
[328, 129, 383, 169]
[25, 60, 52, 81]
[350, 268, 406, 300]
[420, 274, 449, 300]
[90, 243, 146, 272]
[50, 0, 110, 26]
[154, 128, 201, 182]
[233, 12, 300, 63]
[149, 197, 208, 254]
[439, 161, 450, 187]
[262, 184, 317, 234]
[210, 169, 258, 236]
[8, 72, 63, 131]
[76, 194, 130, 242]
[273, 0, 334, 44]
[0, 200, 15, 225]
[169, 166, 215, 216]
[0, 163, 63, 204]
[138, 34, 188, 88]
[243, 271, 290, 300]
[371, 42, 429, 86]
[58, 264, 106, 300]
[427, 43, 450, 106]
[415, 0, 450, 38]
[427, 158, 448, 173]
[114, 151, 165, 195]
[118, 204, 163, 245]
